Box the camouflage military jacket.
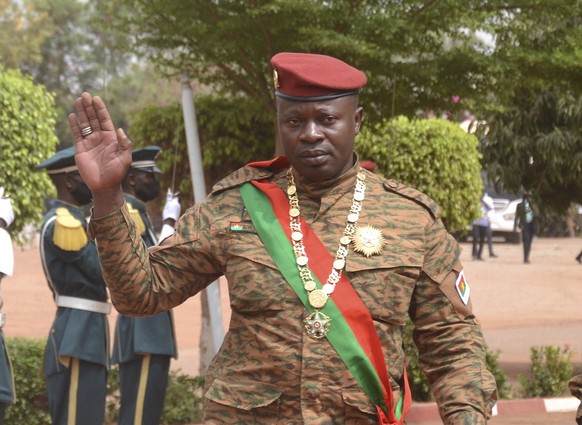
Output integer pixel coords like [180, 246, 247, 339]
[90, 158, 497, 424]
[111, 195, 176, 364]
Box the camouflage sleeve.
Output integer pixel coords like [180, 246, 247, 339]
[89, 201, 223, 316]
[410, 217, 498, 424]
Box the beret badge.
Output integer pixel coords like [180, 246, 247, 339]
[273, 69, 280, 90]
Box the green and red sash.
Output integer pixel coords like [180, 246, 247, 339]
[240, 175, 411, 425]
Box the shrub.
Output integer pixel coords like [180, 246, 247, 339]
[520, 345, 574, 398]
[356, 117, 483, 233]
[161, 371, 205, 424]
[4, 337, 50, 425]
[485, 346, 512, 399]
[5, 336, 205, 425]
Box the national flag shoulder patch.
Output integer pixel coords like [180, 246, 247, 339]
[455, 270, 470, 305]
[230, 222, 245, 231]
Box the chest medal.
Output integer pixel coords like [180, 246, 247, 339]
[353, 225, 385, 257]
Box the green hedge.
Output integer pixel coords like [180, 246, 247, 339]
[4, 337, 204, 425]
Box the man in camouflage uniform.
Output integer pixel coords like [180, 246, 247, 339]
[69, 52, 497, 424]
[36, 147, 110, 425]
[113, 145, 178, 425]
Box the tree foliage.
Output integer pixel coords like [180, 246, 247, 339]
[480, 89, 582, 215]
[476, 2, 582, 215]
[356, 117, 483, 232]
[109, 0, 496, 124]
[19, 0, 135, 147]
[128, 95, 274, 212]
[0, 66, 58, 240]
[0, 0, 52, 71]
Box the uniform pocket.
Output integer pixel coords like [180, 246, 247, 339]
[205, 377, 282, 411]
[342, 387, 377, 421]
[345, 254, 422, 326]
[226, 232, 289, 312]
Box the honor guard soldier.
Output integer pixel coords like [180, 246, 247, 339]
[36, 147, 110, 425]
[113, 146, 178, 425]
[70, 52, 497, 424]
[0, 187, 16, 421]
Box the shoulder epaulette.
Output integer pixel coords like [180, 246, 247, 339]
[210, 166, 274, 195]
[382, 179, 441, 219]
[127, 204, 146, 235]
[53, 207, 88, 251]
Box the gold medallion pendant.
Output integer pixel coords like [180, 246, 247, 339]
[286, 167, 367, 340]
[304, 310, 331, 339]
[353, 225, 385, 257]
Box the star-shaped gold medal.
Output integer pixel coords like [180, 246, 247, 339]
[353, 225, 385, 257]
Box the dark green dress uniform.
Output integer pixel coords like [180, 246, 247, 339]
[112, 195, 177, 425]
[40, 201, 110, 425]
[0, 328, 15, 421]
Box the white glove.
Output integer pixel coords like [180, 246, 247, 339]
[0, 228, 14, 277]
[162, 189, 181, 221]
[159, 224, 176, 242]
[0, 188, 15, 228]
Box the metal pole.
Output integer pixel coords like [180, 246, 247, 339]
[181, 75, 225, 354]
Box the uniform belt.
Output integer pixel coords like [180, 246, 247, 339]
[56, 295, 112, 314]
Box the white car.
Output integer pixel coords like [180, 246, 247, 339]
[489, 197, 522, 244]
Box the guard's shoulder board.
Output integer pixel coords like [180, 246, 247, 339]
[127, 204, 146, 235]
[53, 207, 88, 251]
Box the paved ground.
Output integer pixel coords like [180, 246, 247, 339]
[3, 235, 582, 424]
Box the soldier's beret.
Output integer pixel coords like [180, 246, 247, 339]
[270, 52, 367, 102]
[35, 146, 77, 174]
[131, 145, 162, 174]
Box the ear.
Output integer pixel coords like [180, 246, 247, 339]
[127, 172, 137, 187]
[354, 106, 364, 135]
[64, 173, 75, 190]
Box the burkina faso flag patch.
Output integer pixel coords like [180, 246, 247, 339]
[455, 270, 470, 305]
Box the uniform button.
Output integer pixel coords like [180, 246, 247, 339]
[387, 180, 397, 188]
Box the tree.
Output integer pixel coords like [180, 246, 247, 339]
[0, 0, 52, 70]
[109, 0, 497, 127]
[24, 0, 135, 147]
[479, 89, 582, 216]
[0, 66, 59, 241]
[356, 117, 483, 233]
[127, 95, 275, 218]
[476, 2, 582, 216]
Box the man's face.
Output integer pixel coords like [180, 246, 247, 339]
[132, 169, 161, 202]
[276, 95, 363, 182]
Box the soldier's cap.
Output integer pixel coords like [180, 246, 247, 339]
[131, 145, 162, 174]
[271, 52, 367, 102]
[35, 146, 78, 175]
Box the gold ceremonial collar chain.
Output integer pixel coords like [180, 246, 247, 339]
[286, 167, 367, 339]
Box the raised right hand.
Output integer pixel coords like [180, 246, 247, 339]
[68, 92, 132, 217]
[68, 92, 132, 193]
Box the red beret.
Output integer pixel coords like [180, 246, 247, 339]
[271, 52, 367, 101]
